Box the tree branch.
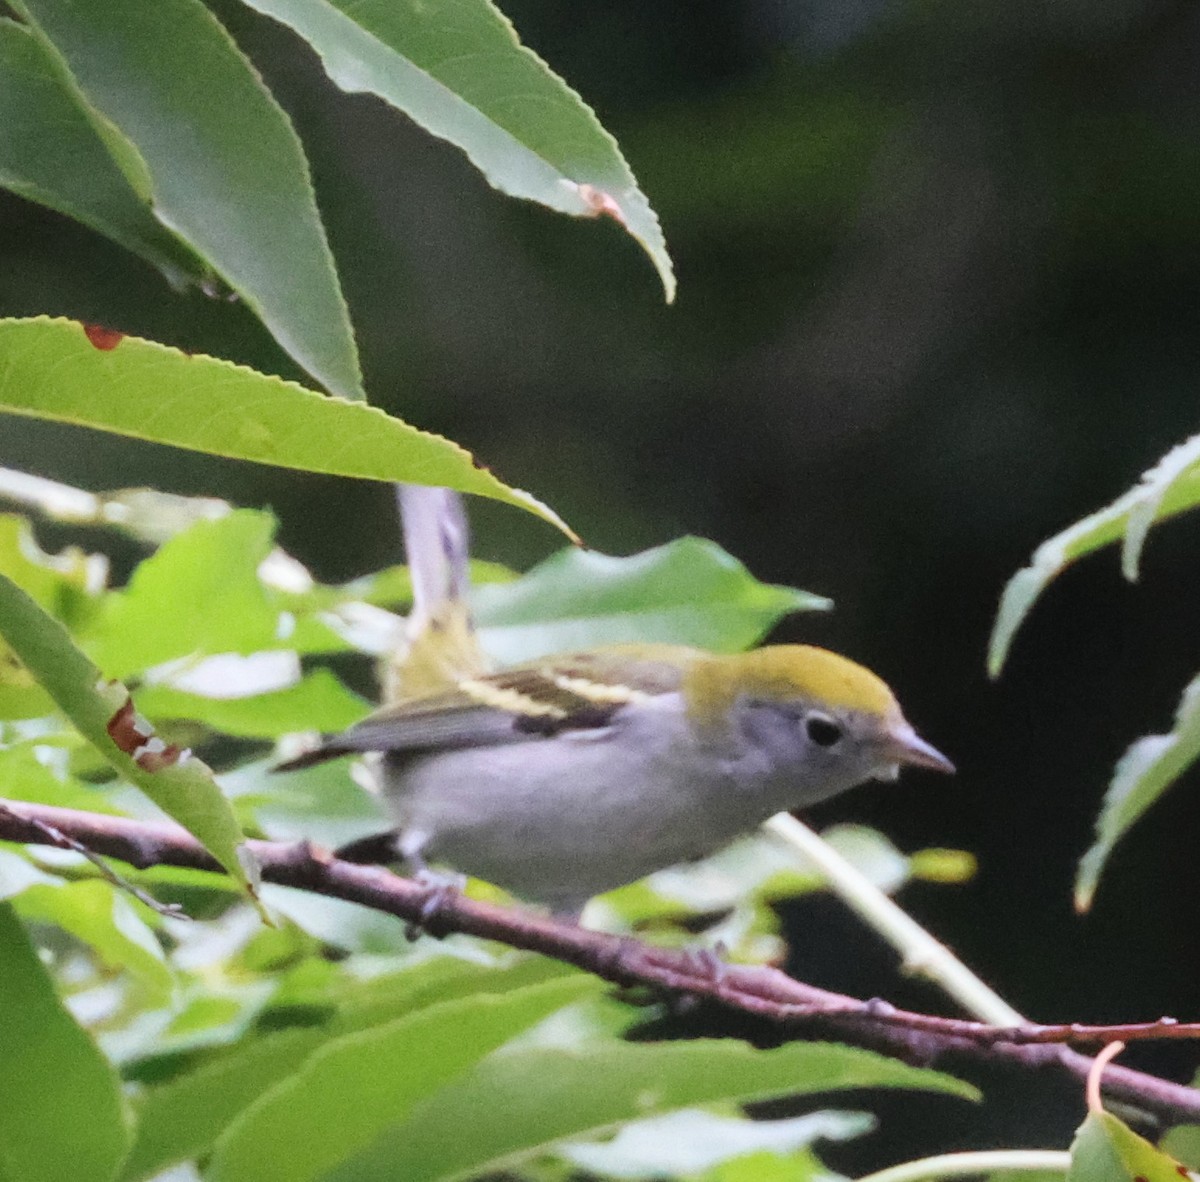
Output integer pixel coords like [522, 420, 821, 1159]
[2, 797, 1199, 1125]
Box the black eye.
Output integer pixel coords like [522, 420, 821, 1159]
[805, 714, 843, 747]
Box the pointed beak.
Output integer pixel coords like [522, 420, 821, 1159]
[888, 723, 955, 774]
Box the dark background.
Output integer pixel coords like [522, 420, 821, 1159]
[4, 0, 1200, 1159]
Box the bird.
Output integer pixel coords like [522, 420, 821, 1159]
[279, 640, 952, 918]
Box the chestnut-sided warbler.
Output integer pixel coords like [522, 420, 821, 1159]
[282, 641, 952, 916]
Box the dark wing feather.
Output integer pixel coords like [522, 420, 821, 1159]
[275, 646, 695, 771]
[274, 693, 523, 771]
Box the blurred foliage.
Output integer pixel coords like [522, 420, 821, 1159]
[1068, 1106, 1192, 1182]
[991, 432, 1200, 911]
[0, 490, 967, 1180]
[3, 0, 1200, 1178]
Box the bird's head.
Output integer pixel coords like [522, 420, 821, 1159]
[684, 645, 953, 801]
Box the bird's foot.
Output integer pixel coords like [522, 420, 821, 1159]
[660, 941, 729, 1015]
[684, 940, 729, 988]
[404, 869, 466, 942]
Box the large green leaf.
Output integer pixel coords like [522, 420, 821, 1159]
[0, 318, 571, 535]
[0, 905, 131, 1182]
[0, 645, 56, 718]
[137, 671, 370, 741]
[329, 1040, 974, 1182]
[223, 757, 387, 851]
[1162, 1118, 1200, 1171]
[85, 511, 280, 680]
[0, 19, 202, 287]
[320, 955, 579, 1036]
[240, 0, 674, 302]
[255, 882, 414, 955]
[13, 0, 362, 399]
[1069, 1110, 1188, 1182]
[0, 744, 125, 814]
[122, 957, 573, 1181]
[704, 1151, 832, 1182]
[121, 1028, 326, 1182]
[0, 571, 255, 897]
[0, 512, 104, 623]
[473, 536, 830, 664]
[205, 976, 596, 1182]
[1076, 670, 1200, 912]
[0, 510, 103, 716]
[989, 433, 1200, 676]
[15, 879, 172, 1001]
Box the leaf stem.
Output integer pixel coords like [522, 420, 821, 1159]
[856, 1149, 1071, 1182]
[764, 814, 1025, 1026]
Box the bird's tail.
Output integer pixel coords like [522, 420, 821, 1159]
[382, 485, 489, 703]
[399, 484, 472, 629]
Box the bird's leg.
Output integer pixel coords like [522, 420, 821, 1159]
[680, 939, 730, 1000]
[686, 940, 728, 976]
[404, 867, 467, 941]
[392, 830, 464, 941]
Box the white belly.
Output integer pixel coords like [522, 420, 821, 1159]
[382, 696, 779, 913]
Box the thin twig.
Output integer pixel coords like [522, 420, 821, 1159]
[765, 814, 1024, 1025]
[0, 800, 186, 918]
[1, 798, 1199, 1125]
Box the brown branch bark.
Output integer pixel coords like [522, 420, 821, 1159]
[2, 797, 1199, 1125]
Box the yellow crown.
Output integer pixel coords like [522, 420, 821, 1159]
[686, 644, 898, 723]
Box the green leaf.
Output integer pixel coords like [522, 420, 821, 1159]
[0, 651, 56, 719]
[1069, 1110, 1189, 1182]
[14, 0, 362, 398]
[0, 318, 572, 536]
[108, 984, 277, 1069]
[0, 904, 131, 1182]
[206, 976, 597, 1182]
[0, 515, 101, 721]
[121, 1028, 325, 1182]
[0, 570, 255, 898]
[0, 19, 203, 287]
[257, 884, 412, 955]
[705, 1150, 830, 1182]
[222, 757, 387, 850]
[240, 0, 674, 302]
[280, 558, 514, 621]
[85, 511, 279, 680]
[0, 512, 104, 623]
[328, 1040, 975, 1182]
[326, 955, 580, 1036]
[473, 537, 830, 664]
[1076, 670, 1200, 912]
[989, 433, 1200, 676]
[0, 744, 125, 814]
[15, 879, 172, 1001]
[123, 957, 573, 1181]
[1161, 1123, 1200, 1171]
[137, 670, 370, 740]
[985, 1169, 1069, 1182]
